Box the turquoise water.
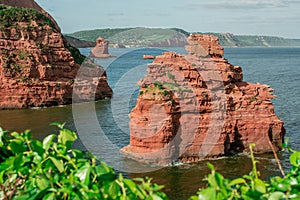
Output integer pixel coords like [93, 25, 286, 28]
[0, 47, 299, 199]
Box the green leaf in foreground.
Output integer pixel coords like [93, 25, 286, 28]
[0, 124, 167, 199]
[58, 128, 77, 148]
[49, 156, 64, 173]
[1, 123, 300, 200]
[290, 152, 300, 167]
[75, 162, 91, 185]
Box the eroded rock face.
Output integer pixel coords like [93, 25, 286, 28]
[0, 4, 112, 109]
[90, 37, 113, 58]
[121, 34, 285, 165]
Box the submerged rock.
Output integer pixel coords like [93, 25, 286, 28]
[143, 55, 155, 59]
[121, 34, 285, 165]
[113, 44, 126, 48]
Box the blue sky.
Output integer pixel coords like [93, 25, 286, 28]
[35, 0, 300, 38]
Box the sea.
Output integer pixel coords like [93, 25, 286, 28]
[0, 47, 299, 199]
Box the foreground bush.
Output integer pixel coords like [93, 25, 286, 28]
[0, 123, 166, 200]
[190, 143, 300, 200]
[1, 123, 300, 200]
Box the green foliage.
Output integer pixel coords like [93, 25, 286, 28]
[66, 28, 134, 42]
[0, 124, 167, 200]
[154, 81, 163, 90]
[202, 93, 208, 98]
[2, 123, 300, 200]
[199, 32, 300, 47]
[190, 144, 300, 200]
[0, 5, 57, 30]
[0, 50, 29, 77]
[0, 5, 85, 65]
[167, 73, 175, 81]
[170, 99, 175, 105]
[15, 50, 30, 60]
[169, 28, 190, 36]
[65, 44, 86, 65]
[67, 27, 186, 47]
[68, 27, 300, 48]
[250, 97, 258, 102]
[107, 27, 179, 46]
[162, 90, 169, 96]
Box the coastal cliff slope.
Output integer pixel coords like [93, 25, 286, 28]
[121, 34, 285, 165]
[64, 35, 95, 48]
[0, 2, 112, 108]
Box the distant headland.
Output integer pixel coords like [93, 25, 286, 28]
[66, 27, 300, 48]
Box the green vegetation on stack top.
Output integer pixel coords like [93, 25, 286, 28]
[67, 27, 300, 47]
[0, 4, 57, 31]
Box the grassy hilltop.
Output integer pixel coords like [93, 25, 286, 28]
[66, 27, 300, 47]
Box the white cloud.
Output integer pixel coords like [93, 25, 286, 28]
[183, 0, 300, 10]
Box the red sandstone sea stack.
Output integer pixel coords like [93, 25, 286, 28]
[90, 37, 113, 58]
[121, 34, 285, 165]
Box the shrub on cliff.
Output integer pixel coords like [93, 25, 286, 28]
[0, 124, 167, 200]
[0, 5, 86, 65]
[0, 5, 56, 30]
[65, 44, 86, 65]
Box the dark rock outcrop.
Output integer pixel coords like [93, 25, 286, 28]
[121, 34, 285, 165]
[64, 35, 95, 48]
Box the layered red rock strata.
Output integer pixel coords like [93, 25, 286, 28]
[121, 34, 285, 165]
[0, 3, 112, 109]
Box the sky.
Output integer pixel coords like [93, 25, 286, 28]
[35, 0, 300, 38]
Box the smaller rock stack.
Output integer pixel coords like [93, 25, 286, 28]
[90, 37, 113, 58]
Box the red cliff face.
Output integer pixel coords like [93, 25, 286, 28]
[121, 34, 285, 165]
[0, 4, 112, 109]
